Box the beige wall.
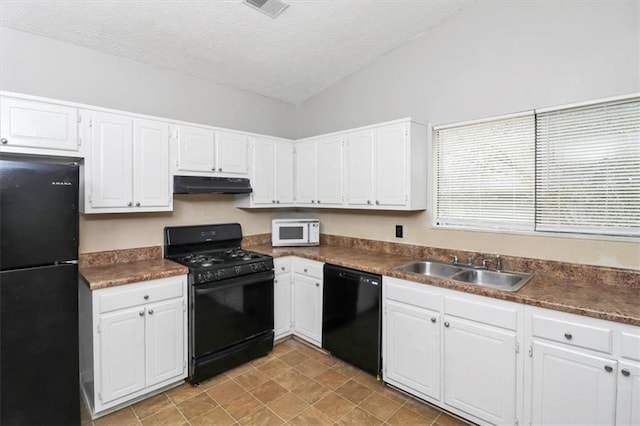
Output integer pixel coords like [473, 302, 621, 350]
[296, 1, 640, 270]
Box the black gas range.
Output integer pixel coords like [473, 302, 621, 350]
[164, 223, 274, 384]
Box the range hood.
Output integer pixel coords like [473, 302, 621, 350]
[173, 176, 252, 194]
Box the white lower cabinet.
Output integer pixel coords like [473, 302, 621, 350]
[383, 276, 523, 426]
[525, 306, 640, 426]
[274, 257, 293, 340]
[292, 258, 323, 347]
[79, 275, 188, 419]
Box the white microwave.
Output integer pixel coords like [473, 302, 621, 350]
[272, 219, 320, 247]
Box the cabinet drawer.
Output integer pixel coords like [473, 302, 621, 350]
[274, 257, 292, 274]
[531, 314, 613, 354]
[444, 295, 519, 330]
[97, 276, 185, 314]
[384, 277, 440, 311]
[621, 332, 640, 361]
[293, 258, 323, 278]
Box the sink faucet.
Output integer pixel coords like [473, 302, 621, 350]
[467, 253, 489, 269]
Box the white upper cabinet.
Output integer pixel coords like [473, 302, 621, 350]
[236, 137, 294, 208]
[316, 135, 343, 206]
[174, 125, 248, 177]
[81, 111, 172, 213]
[294, 139, 318, 205]
[0, 94, 81, 157]
[375, 123, 408, 206]
[344, 129, 375, 207]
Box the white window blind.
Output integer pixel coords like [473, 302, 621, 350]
[434, 113, 535, 231]
[536, 97, 640, 237]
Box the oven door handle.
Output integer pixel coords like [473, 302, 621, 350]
[194, 270, 274, 294]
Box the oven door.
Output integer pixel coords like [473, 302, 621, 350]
[272, 223, 309, 246]
[192, 270, 274, 359]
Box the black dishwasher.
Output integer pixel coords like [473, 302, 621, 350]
[322, 264, 382, 377]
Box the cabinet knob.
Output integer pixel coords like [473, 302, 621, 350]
[211, 167, 216, 171]
[375, 200, 380, 205]
[621, 369, 630, 377]
[148, 309, 154, 315]
[564, 332, 573, 340]
[444, 321, 450, 328]
[139, 311, 145, 316]
[315, 283, 319, 287]
[275, 279, 278, 283]
[0, 138, 7, 144]
[281, 266, 285, 271]
[431, 317, 436, 323]
[367, 200, 371, 205]
[272, 200, 275, 204]
[144, 295, 149, 300]
[311, 200, 315, 204]
[304, 268, 308, 273]
[218, 167, 222, 172]
[317, 200, 321, 204]
[135, 202, 141, 207]
[276, 200, 280, 204]
[128, 202, 133, 207]
[604, 365, 613, 373]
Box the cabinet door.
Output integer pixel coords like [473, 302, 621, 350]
[344, 129, 374, 206]
[133, 119, 170, 208]
[617, 361, 640, 426]
[251, 137, 275, 205]
[0, 96, 79, 153]
[145, 298, 185, 386]
[99, 307, 146, 403]
[294, 140, 317, 205]
[384, 300, 441, 401]
[89, 112, 133, 208]
[443, 317, 517, 425]
[530, 340, 616, 425]
[293, 274, 322, 345]
[375, 123, 406, 206]
[316, 135, 343, 206]
[176, 125, 215, 173]
[274, 272, 293, 340]
[217, 131, 248, 175]
[274, 140, 295, 204]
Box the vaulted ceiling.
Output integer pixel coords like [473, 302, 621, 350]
[0, 0, 472, 104]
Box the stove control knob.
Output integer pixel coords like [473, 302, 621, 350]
[259, 262, 267, 270]
[214, 270, 225, 280]
[235, 266, 242, 274]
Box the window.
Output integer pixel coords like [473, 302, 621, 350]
[433, 94, 640, 238]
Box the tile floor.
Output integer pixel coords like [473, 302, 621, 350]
[83, 338, 469, 426]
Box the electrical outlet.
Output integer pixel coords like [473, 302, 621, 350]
[395, 225, 403, 238]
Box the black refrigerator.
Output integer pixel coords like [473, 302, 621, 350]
[0, 159, 80, 425]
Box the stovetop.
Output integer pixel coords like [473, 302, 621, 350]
[170, 248, 274, 284]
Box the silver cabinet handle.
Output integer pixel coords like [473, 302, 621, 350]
[444, 321, 450, 328]
[311, 200, 316, 203]
[564, 332, 573, 340]
[604, 365, 613, 372]
[367, 200, 371, 205]
[144, 295, 149, 300]
[0, 138, 7, 144]
[211, 167, 216, 171]
[375, 200, 380, 205]
[315, 283, 319, 287]
[621, 369, 630, 377]
[148, 309, 154, 315]
[274, 279, 278, 284]
[304, 268, 308, 273]
[431, 317, 436, 323]
[127, 202, 133, 207]
[139, 311, 145, 316]
[317, 200, 321, 204]
[135, 202, 141, 207]
[218, 167, 222, 172]
[272, 200, 275, 204]
[281, 266, 285, 271]
[276, 200, 280, 204]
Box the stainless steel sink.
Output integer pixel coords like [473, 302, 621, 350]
[394, 260, 533, 292]
[451, 269, 533, 292]
[394, 261, 462, 279]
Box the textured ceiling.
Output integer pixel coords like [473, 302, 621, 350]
[0, 0, 471, 104]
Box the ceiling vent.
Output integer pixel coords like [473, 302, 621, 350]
[244, 0, 289, 18]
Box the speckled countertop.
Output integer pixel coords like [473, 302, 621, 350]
[79, 247, 188, 290]
[247, 244, 640, 327]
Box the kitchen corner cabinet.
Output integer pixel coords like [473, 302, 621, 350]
[78, 275, 188, 419]
[173, 125, 248, 177]
[292, 258, 323, 346]
[294, 135, 343, 207]
[382, 276, 523, 426]
[235, 137, 294, 208]
[525, 306, 640, 426]
[0, 94, 82, 158]
[274, 257, 293, 340]
[80, 110, 171, 213]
